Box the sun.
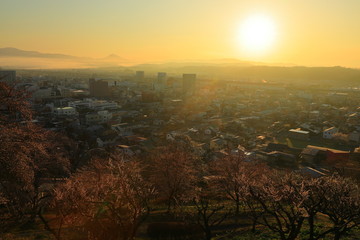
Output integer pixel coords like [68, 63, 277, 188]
[239, 15, 276, 54]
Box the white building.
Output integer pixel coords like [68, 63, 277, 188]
[85, 110, 112, 125]
[54, 107, 77, 116]
[68, 100, 92, 108]
[98, 110, 113, 122]
[32, 88, 58, 100]
[85, 113, 102, 125]
[289, 129, 310, 140]
[68, 99, 118, 110]
[323, 127, 338, 139]
[91, 100, 118, 110]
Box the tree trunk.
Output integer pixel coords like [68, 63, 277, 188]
[234, 194, 240, 216]
[204, 228, 212, 240]
[251, 219, 257, 233]
[308, 215, 315, 240]
[288, 218, 304, 240]
[166, 198, 172, 213]
[38, 208, 62, 240]
[235, 202, 240, 216]
[334, 231, 342, 240]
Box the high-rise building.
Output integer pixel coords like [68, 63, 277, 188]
[0, 70, 16, 82]
[135, 71, 145, 82]
[158, 72, 166, 82]
[89, 78, 110, 98]
[182, 73, 196, 95]
[154, 72, 167, 92]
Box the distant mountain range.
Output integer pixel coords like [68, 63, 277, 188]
[0, 47, 296, 70]
[0, 47, 131, 69]
[0, 47, 80, 59]
[1, 48, 359, 85]
[0, 47, 276, 69]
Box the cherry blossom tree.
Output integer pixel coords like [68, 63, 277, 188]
[50, 156, 154, 240]
[0, 82, 70, 232]
[147, 144, 200, 211]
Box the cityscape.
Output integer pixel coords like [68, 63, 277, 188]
[1, 0, 360, 240]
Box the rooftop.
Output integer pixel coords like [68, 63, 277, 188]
[289, 129, 310, 134]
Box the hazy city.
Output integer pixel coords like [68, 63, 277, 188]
[1, 1, 360, 240]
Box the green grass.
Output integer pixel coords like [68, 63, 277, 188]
[4, 207, 360, 240]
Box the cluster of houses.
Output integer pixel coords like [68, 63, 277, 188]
[13, 70, 360, 176]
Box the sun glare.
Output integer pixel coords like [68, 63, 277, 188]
[239, 15, 276, 54]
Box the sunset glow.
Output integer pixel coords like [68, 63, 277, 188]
[239, 15, 276, 54]
[1, 0, 360, 67]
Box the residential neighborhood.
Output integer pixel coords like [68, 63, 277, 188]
[5, 68, 360, 179]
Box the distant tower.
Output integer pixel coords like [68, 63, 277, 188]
[154, 72, 167, 92]
[89, 78, 110, 98]
[158, 72, 167, 82]
[135, 71, 145, 82]
[182, 74, 196, 95]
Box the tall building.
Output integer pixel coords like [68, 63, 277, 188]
[154, 72, 167, 92]
[135, 71, 145, 82]
[182, 73, 196, 95]
[158, 72, 166, 82]
[0, 70, 16, 82]
[89, 78, 110, 98]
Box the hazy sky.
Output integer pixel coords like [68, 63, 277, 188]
[1, 0, 360, 67]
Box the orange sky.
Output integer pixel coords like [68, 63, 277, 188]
[1, 0, 360, 67]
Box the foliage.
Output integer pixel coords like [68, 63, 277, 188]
[50, 156, 155, 240]
[146, 144, 200, 211]
[0, 82, 71, 232]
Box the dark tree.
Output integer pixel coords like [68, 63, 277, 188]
[185, 186, 231, 240]
[316, 175, 360, 240]
[0, 82, 70, 232]
[147, 144, 200, 211]
[210, 152, 268, 216]
[50, 156, 155, 240]
[249, 172, 308, 240]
